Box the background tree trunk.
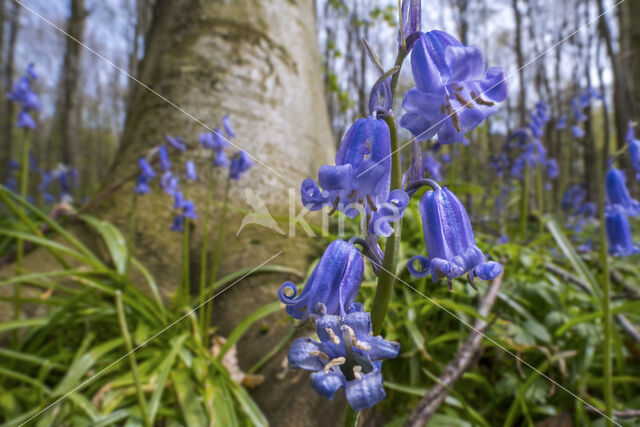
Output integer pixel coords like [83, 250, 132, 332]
[1, 2, 19, 178]
[93, 0, 338, 424]
[52, 0, 86, 168]
[512, 0, 527, 125]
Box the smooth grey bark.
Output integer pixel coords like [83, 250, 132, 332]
[94, 0, 339, 424]
[511, 0, 527, 125]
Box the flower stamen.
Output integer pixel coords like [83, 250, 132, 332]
[323, 356, 346, 373]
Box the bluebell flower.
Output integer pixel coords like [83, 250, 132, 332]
[278, 239, 364, 321]
[170, 215, 184, 232]
[7, 75, 41, 112]
[158, 145, 172, 171]
[181, 199, 198, 219]
[562, 185, 586, 213]
[287, 307, 399, 411]
[400, 31, 507, 145]
[407, 184, 502, 289]
[229, 151, 253, 180]
[185, 160, 197, 181]
[497, 234, 508, 244]
[423, 153, 442, 180]
[214, 150, 229, 167]
[546, 159, 559, 179]
[572, 125, 584, 139]
[199, 130, 227, 151]
[26, 63, 38, 80]
[138, 158, 155, 179]
[302, 117, 391, 218]
[8, 160, 19, 170]
[368, 190, 410, 237]
[17, 111, 37, 129]
[173, 190, 184, 209]
[605, 206, 639, 257]
[165, 134, 186, 152]
[222, 115, 236, 138]
[605, 166, 640, 216]
[572, 98, 586, 122]
[555, 116, 566, 130]
[398, 0, 421, 51]
[161, 171, 179, 195]
[626, 122, 640, 181]
[577, 238, 593, 253]
[135, 175, 151, 194]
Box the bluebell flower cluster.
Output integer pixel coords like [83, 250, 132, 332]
[38, 164, 78, 204]
[7, 64, 41, 129]
[605, 164, 640, 256]
[133, 115, 250, 231]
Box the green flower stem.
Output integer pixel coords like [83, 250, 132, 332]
[203, 175, 231, 333]
[124, 192, 138, 279]
[115, 290, 151, 427]
[598, 164, 613, 426]
[199, 169, 216, 340]
[371, 114, 402, 336]
[520, 163, 529, 243]
[535, 160, 544, 234]
[343, 405, 359, 427]
[180, 214, 191, 305]
[14, 130, 30, 338]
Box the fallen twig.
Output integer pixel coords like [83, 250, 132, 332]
[406, 273, 503, 427]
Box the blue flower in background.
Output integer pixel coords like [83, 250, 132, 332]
[138, 158, 156, 179]
[170, 215, 184, 232]
[16, 111, 37, 129]
[278, 239, 364, 321]
[135, 175, 151, 194]
[302, 117, 391, 218]
[185, 160, 197, 181]
[572, 125, 584, 139]
[400, 30, 507, 144]
[605, 166, 640, 216]
[199, 130, 228, 151]
[407, 185, 502, 289]
[222, 115, 236, 138]
[229, 151, 253, 180]
[555, 116, 566, 130]
[423, 153, 442, 180]
[605, 206, 639, 257]
[626, 122, 640, 181]
[546, 159, 559, 179]
[26, 63, 38, 80]
[161, 171, 179, 195]
[287, 307, 399, 411]
[562, 185, 586, 213]
[165, 134, 186, 152]
[572, 98, 586, 122]
[158, 145, 172, 171]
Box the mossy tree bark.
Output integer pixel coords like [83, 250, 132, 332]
[93, 0, 339, 424]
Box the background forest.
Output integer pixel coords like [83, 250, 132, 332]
[0, 0, 639, 426]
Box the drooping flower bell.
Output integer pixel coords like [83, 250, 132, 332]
[572, 98, 586, 122]
[278, 239, 364, 321]
[398, 0, 421, 51]
[138, 158, 156, 180]
[555, 115, 567, 130]
[423, 153, 442, 180]
[165, 134, 186, 152]
[605, 165, 640, 216]
[222, 115, 236, 138]
[302, 117, 391, 218]
[571, 125, 584, 139]
[605, 206, 639, 257]
[229, 151, 253, 180]
[400, 30, 507, 145]
[626, 122, 640, 181]
[287, 306, 399, 411]
[185, 160, 197, 181]
[158, 145, 172, 171]
[407, 183, 502, 290]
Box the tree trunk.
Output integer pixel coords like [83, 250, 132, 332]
[93, 0, 337, 424]
[52, 0, 86, 167]
[1, 2, 19, 178]
[620, 0, 640, 118]
[512, 0, 527, 124]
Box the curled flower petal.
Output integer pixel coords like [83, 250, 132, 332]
[301, 178, 329, 211]
[406, 255, 430, 278]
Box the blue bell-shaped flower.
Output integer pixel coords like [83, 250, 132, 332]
[605, 166, 640, 216]
[302, 117, 391, 218]
[407, 185, 502, 289]
[605, 206, 639, 257]
[278, 240, 364, 321]
[287, 306, 399, 411]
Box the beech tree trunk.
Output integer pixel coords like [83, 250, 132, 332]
[93, 0, 337, 424]
[52, 0, 86, 167]
[512, 0, 527, 125]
